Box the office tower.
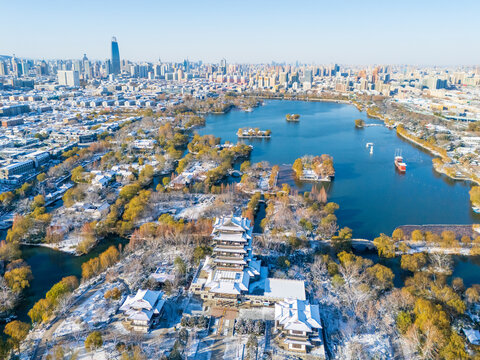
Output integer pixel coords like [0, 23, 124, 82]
[57, 70, 80, 87]
[0, 61, 7, 76]
[39, 60, 49, 75]
[303, 69, 313, 84]
[111, 36, 121, 74]
[220, 58, 227, 75]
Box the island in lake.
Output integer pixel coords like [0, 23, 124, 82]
[292, 154, 335, 182]
[355, 118, 365, 128]
[286, 113, 300, 122]
[237, 127, 271, 138]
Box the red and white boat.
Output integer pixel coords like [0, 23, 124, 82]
[395, 155, 407, 172]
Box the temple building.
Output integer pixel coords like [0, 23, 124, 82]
[190, 215, 261, 306]
[274, 298, 323, 353]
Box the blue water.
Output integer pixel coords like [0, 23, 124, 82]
[199, 100, 476, 239]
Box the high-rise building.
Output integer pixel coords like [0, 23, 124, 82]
[111, 36, 121, 75]
[0, 61, 7, 76]
[57, 70, 80, 87]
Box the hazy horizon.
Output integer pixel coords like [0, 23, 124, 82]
[1, 0, 479, 65]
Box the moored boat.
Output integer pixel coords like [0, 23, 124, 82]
[395, 155, 407, 172]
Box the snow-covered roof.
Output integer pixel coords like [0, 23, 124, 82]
[464, 328, 480, 345]
[213, 215, 252, 234]
[119, 289, 164, 322]
[262, 278, 306, 301]
[275, 298, 322, 333]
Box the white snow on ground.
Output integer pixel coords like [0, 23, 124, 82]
[223, 336, 246, 360]
[54, 282, 123, 338]
[345, 332, 393, 359]
[34, 233, 83, 255]
[176, 195, 215, 220]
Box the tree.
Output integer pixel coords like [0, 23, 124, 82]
[367, 264, 394, 291]
[193, 245, 211, 265]
[85, 331, 103, 352]
[0, 241, 20, 262]
[36, 173, 47, 182]
[99, 246, 120, 269]
[45, 276, 78, 306]
[331, 227, 352, 253]
[104, 287, 122, 300]
[401, 253, 427, 272]
[4, 320, 30, 349]
[31, 194, 45, 209]
[4, 265, 33, 293]
[469, 186, 480, 205]
[28, 298, 51, 323]
[174, 256, 187, 276]
[441, 230, 456, 245]
[324, 202, 339, 215]
[71, 166, 86, 183]
[373, 233, 396, 258]
[411, 229, 424, 242]
[441, 332, 469, 360]
[396, 311, 412, 334]
[465, 285, 480, 303]
[292, 158, 303, 178]
[392, 228, 404, 241]
[240, 161, 251, 173]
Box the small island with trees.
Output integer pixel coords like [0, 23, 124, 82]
[286, 114, 300, 122]
[354, 119, 365, 128]
[292, 154, 335, 182]
[237, 128, 271, 138]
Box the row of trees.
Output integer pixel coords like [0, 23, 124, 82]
[81, 245, 121, 280]
[28, 276, 79, 323]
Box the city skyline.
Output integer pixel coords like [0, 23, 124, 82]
[1, 0, 479, 65]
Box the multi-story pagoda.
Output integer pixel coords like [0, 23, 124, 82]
[190, 215, 261, 306]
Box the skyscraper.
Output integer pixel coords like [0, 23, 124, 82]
[111, 36, 121, 75]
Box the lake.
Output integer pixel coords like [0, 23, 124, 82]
[199, 99, 477, 239]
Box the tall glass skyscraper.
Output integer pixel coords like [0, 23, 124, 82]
[111, 36, 120, 74]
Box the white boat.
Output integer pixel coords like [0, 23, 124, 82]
[473, 206, 480, 214]
[366, 142, 374, 148]
[370, 145, 373, 154]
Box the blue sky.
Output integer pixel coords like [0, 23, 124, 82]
[0, 0, 478, 65]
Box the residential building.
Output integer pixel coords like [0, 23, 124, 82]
[57, 70, 80, 87]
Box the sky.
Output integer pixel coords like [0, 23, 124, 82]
[0, 0, 479, 65]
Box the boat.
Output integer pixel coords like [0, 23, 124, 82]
[370, 145, 373, 155]
[366, 142, 374, 148]
[473, 206, 480, 214]
[395, 155, 407, 172]
[244, 108, 253, 112]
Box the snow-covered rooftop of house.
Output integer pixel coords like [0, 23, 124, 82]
[275, 298, 321, 333]
[119, 289, 164, 322]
